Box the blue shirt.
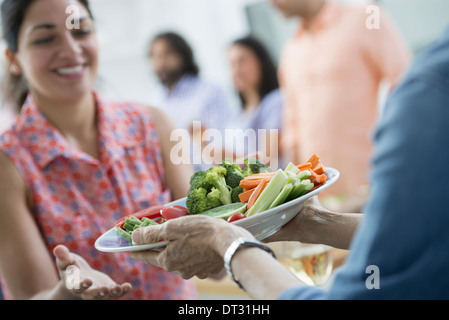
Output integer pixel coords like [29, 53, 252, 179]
[280, 26, 449, 300]
[149, 74, 232, 132]
[223, 89, 284, 157]
[149, 74, 233, 171]
[229, 89, 284, 132]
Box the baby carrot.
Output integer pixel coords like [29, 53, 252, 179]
[247, 179, 269, 210]
[238, 188, 255, 203]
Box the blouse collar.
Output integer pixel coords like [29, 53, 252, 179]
[15, 92, 142, 169]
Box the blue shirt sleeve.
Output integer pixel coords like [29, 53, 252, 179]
[328, 74, 449, 299]
[278, 286, 327, 300]
[279, 28, 449, 299]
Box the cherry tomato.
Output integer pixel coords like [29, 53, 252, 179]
[227, 212, 246, 223]
[160, 206, 190, 221]
[172, 205, 189, 215]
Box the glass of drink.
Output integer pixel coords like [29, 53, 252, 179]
[278, 242, 334, 287]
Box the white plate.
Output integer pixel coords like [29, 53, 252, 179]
[95, 167, 339, 253]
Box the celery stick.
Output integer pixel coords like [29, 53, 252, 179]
[286, 172, 297, 181]
[269, 182, 294, 209]
[285, 162, 300, 175]
[246, 169, 289, 217]
[287, 179, 314, 202]
[297, 170, 312, 181]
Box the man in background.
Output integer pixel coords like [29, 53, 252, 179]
[148, 32, 233, 171]
[273, 0, 411, 212]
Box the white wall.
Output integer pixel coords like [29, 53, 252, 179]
[1, 0, 448, 111]
[90, 0, 260, 107]
[380, 0, 449, 54]
[91, 0, 449, 107]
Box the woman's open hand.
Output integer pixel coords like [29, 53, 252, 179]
[54, 245, 132, 300]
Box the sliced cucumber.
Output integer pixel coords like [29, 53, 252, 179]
[199, 203, 247, 220]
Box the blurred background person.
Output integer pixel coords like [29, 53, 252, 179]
[206, 36, 284, 167]
[148, 32, 233, 171]
[273, 0, 412, 212]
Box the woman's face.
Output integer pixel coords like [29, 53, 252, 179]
[228, 44, 262, 95]
[10, 0, 98, 103]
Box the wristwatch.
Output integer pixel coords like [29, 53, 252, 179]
[223, 237, 277, 291]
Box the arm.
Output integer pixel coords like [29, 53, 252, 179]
[0, 152, 59, 299]
[278, 62, 300, 164]
[130, 215, 305, 300]
[0, 152, 130, 300]
[363, 6, 411, 90]
[222, 247, 302, 300]
[266, 197, 362, 250]
[150, 106, 194, 200]
[326, 75, 449, 299]
[130, 197, 361, 299]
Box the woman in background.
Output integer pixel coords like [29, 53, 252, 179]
[222, 37, 284, 168]
[0, 0, 196, 300]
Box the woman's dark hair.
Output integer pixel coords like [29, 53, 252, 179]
[1, 0, 94, 112]
[231, 36, 279, 108]
[150, 32, 200, 76]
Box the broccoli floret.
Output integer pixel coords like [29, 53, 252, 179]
[231, 186, 244, 203]
[186, 188, 207, 214]
[243, 158, 274, 177]
[186, 187, 209, 215]
[186, 187, 226, 215]
[189, 170, 209, 190]
[226, 171, 245, 189]
[186, 162, 242, 214]
[207, 187, 224, 208]
[220, 159, 243, 173]
[220, 160, 245, 188]
[187, 186, 233, 215]
[203, 166, 232, 205]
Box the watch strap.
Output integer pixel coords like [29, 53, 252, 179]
[223, 237, 276, 291]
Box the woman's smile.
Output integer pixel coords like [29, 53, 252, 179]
[53, 63, 88, 79]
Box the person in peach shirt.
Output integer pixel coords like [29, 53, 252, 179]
[273, 0, 411, 211]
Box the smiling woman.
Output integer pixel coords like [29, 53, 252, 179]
[2, 0, 96, 112]
[0, 0, 197, 300]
